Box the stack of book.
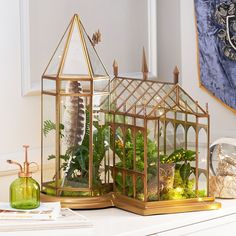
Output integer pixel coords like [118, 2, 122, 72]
[0, 202, 92, 232]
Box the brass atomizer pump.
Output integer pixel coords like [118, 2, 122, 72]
[7, 145, 40, 209]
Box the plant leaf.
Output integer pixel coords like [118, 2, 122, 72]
[184, 150, 196, 161]
[180, 163, 191, 182]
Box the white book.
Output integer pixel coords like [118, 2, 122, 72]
[0, 202, 61, 220]
[0, 204, 92, 232]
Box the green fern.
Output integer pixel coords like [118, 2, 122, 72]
[43, 120, 64, 138]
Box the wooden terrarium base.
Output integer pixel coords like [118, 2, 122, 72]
[41, 192, 221, 215]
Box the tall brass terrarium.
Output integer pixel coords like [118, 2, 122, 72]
[41, 14, 112, 208]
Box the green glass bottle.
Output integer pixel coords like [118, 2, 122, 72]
[7, 145, 40, 209]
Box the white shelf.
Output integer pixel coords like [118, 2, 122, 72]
[78, 199, 236, 236]
[2, 199, 236, 236]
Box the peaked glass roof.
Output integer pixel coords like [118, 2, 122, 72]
[43, 14, 109, 79]
[101, 77, 207, 118]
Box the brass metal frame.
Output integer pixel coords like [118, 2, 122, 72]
[41, 14, 221, 216]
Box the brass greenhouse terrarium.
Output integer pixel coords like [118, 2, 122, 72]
[41, 14, 221, 215]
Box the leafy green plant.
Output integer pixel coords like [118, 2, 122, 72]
[43, 108, 109, 193]
[161, 148, 196, 186]
[43, 120, 64, 138]
[113, 127, 200, 200]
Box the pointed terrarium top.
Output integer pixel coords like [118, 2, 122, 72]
[43, 14, 109, 79]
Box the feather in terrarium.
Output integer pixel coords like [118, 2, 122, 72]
[61, 81, 86, 189]
[63, 81, 86, 147]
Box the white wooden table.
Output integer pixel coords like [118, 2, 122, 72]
[2, 199, 236, 236]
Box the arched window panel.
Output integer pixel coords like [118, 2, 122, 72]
[147, 120, 158, 202]
[159, 163, 175, 201]
[125, 175, 134, 198]
[176, 124, 185, 149]
[114, 171, 123, 194]
[124, 128, 134, 170]
[197, 128, 208, 197]
[135, 130, 144, 172]
[158, 121, 165, 154]
[114, 127, 124, 168]
[198, 128, 208, 170]
[198, 173, 207, 197]
[166, 122, 175, 155]
[187, 126, 196, 151]
[136, 176, 144, 201]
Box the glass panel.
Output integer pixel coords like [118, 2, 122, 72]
[94, 78, 110, 94]
[157, 122, 198, 200]
[136, 118, 144, 127]
[41, 95, 56, 195]
[147, 121, 158, 201]
[81, 25, 109, 77]
[178, 88, 205, 115]
[115, 115, 124, 124]
[61, 80, 91, 95]
[136, 130, 144, 172]
[93, 95, 111, 194]
[115, 127, 124, 168]
[42, 79, 56, 93]
[115, 171, 123, 193]
[166, 122, 174, 155]
[198, 128, 208, 197]
[136, 176, 144, 201]
[187, 126, 196, 151]
[62, 21, 89, 77]
[125, 116, 133, 125]
[188, 114, 196, 123]
[176, 124, 185, 149]
[125, 175, 134, 198]
[58, 95, 90, 196]
[124, 128, 134, 170]
[43, 25, 70, 77]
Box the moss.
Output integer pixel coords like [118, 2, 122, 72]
[42, 181, 107, 197]
[160, 170, 206, 200]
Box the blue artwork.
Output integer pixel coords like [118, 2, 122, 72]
[195, 0, 236, 110]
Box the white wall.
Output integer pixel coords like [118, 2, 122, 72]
[180, 0, 236, 142]
[0, 0, 41, 201]
[30, 0, 148, 86]
[156, 0, 181, 82]
[0, 0, 41, 155]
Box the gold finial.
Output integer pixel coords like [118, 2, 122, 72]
[195, 101, 199, 113]
[142, 47, 148, 80]
[173, 66, 180, 84]
[92, 30, 101, 46]
[206, 103, 209, 113]
[113, 60, 118, 77]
